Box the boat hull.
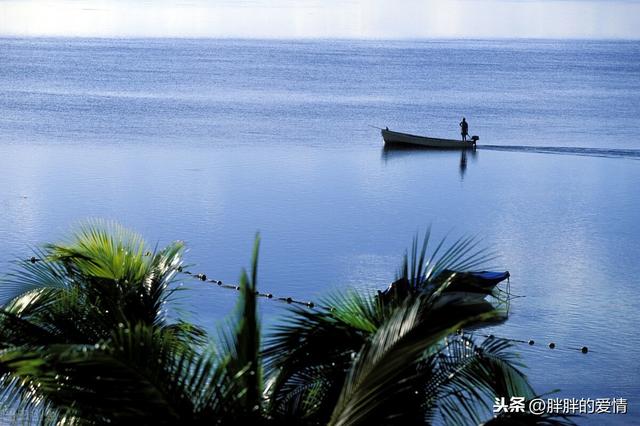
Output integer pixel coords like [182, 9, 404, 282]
[382, 129, 476, 149]
[378, 270, 509, 305]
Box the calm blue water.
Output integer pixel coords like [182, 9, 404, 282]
[1, 38, 640, 425]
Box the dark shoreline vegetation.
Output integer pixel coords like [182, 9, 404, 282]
[0, 222, 575, 425]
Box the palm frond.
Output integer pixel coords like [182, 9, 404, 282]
[46, 220, 150, 282]
[0, 248, 69, 305]
[328, 293, 500, 426]
[0, 222, 190, 345]
[396, 231, 497, 291]
[420, 334, 536, 425]
[215, 235, 263, 419]
[0, 323, 226, 425]
[263, 290, 382, 419]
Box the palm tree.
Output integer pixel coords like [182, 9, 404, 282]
[0, 224, 574, 425]
[0, 221, 203, 346]
[263, 232, 537, 425]
[0, 221, 206, 422]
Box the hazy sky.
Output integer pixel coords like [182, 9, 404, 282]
[1, 0, 640, 39]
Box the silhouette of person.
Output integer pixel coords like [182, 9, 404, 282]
[459, 117, 469, 142]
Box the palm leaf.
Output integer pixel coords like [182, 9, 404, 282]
[263, 290, 382, 420]
[214, 234, 264, 420]
[328, 293, 500, 426]
[420, 334, 536, 425]
[396, 231, 497, 291]
[0, 323, 229, 425]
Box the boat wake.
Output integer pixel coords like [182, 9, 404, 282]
[478, 144, 640, 160]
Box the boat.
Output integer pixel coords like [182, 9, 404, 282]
[381, 128, 477, 149]
[378, 270, 509, 304]
[438, 270, 510, 296]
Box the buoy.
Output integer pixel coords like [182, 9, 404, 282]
[549, 342, 556, 349]
[30, 256, 37, 263]
[286, 297, 293, 303]
[266, 293, 273, 298]
[528, 340, 535, 345]
[199, 274, 207, 281]
[581, 346, 588, 354]
[307, 302, 315, 308]
[217, 280, 223, 285]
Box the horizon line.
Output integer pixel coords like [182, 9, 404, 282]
[1, 35, 639, 42]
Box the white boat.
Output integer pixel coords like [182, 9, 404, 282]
[381, 128, 477, 149]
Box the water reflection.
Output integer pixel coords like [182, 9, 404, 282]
[381, 143, 479, 180]
[459, 149, 467, 179]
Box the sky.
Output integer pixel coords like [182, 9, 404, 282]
[1, 0, 639, 39]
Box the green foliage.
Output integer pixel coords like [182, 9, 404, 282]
[0, 221, 207, 422]
[215, 234, 264, 423]
[0, 221, 194, 346]
[0, 224, 573, 426]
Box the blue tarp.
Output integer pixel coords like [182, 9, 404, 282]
[469, 271, 510, 282]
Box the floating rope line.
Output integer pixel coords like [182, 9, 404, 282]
[22, 257, 588, 354]
[24, 257, 328, 310]
[176, 266, 330, 310]
[25, 256, 519, 306]
[477, 333, 590, 354]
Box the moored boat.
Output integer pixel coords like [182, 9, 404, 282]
[439, 270, 510, 295]
[378, 270, 509, 305]
[381, 128, 477, 149]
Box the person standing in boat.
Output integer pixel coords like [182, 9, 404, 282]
[459, 117, 469, 142]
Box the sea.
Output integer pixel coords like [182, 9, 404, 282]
[1, 38, 639, 424]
